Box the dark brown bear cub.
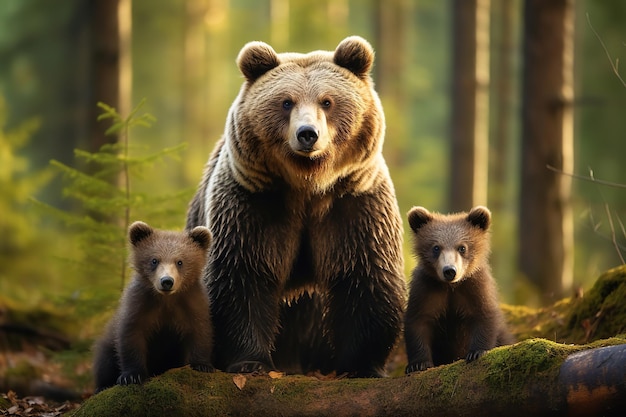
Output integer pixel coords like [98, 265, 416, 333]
[93, 221, 214, 392]
[404, 206, 513, 373]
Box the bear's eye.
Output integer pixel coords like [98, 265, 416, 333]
[150, 258, 159, 267]
[176, 260, 183, 267]
[321, 99, 332, 109]
[432, 245, 441, 256]
[282, 99, 294, 110]
[458, 245, 467, 254]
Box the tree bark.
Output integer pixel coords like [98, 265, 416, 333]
[449, 0, 490, 212]
[72, 341, 626, 417]
[91, 0, 121, 152]
[519, 0, 575, 303]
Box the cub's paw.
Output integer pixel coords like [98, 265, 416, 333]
[405, 361, 434, 373]
[227, 361, 272, 374]
[191, 363, 215, 373]
[466, 349, 487, 362]
[117, 371, 143, 385]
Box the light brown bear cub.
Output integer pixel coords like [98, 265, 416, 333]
[93, 221, 214, 392]
[404, 206, 513, 373]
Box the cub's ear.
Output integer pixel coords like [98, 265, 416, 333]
[129, 221, 153, 246]
[237, 41, 280, 83]
[334, 36, 374, 79]
[467, 206, 491, 231]
[407, 207, 433, 233]
[189, 226, 212, 251]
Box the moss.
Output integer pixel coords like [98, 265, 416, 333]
[502, 265, 626, 345]
[565, 265, 626, 342]
[69, 337, 626, 417]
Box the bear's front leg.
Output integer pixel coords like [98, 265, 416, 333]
[404, 320, 435, 373]
[327, 273, 404, 377]
[319, 191, 405, 377]
[208, 258, 281, 373]
[466, 316, 499, 363]
[116, 350, 147, 386]
[116, 321, 149, 385]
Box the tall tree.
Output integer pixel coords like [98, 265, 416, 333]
[449, 0, 491, 212]
[489, 0, 516, 213]
[519, 0, 574, 303]
[90, 0, 123, 152]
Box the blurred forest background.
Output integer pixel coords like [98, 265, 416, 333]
[0, 0, 625, 340]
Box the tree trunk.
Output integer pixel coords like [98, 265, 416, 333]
[91, 0, 121, 152]
[489, 0, 516, 213]
[449, 0, 490, 212]
[519, 0, 575, 303]
[72, 341, 626, 417]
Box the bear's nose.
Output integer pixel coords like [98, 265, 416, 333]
[160, 276, 174, 291]
[296, 125, 319, 149]
[442, 266, 457, 281]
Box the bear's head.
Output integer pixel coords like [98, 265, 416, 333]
[407, 206, 491, 284]
[128, 221, 211, 294]
[230, 36, 385, 193]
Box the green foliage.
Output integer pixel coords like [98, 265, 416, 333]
[0, 96, 56, 299]
[33, 99, 192, 306]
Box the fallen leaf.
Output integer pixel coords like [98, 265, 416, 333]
[268, 371, 284, 379]
[233, 374, 247, 390]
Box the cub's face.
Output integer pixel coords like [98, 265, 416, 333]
[231, 36, 384, 191]
[128, 222, 211, 294]
[407, 206, 492, 284]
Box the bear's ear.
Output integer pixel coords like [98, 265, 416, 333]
[129, 221, 153, 246]
[334, 36, 374, 79]
[467, 206, 491, 231]
[189, 226, 212, 251]
[237, 41, 280, 83]
[407, 207, 433, 232]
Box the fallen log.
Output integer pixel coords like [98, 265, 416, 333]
[70, 338, 626, 417]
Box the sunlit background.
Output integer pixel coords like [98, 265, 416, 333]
[0, 0, 624, 314]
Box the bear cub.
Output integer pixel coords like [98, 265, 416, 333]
[404, 206, 513, 373]
[93, 221, 214, 392]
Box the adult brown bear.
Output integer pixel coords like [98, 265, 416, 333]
[186, 36, 405, 377]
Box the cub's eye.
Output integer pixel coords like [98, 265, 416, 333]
[176, 260, 183, 267]
[151, 258, 158, 266]
[458, 245, 467, 254]
[432, 245, 441, 256]
[321, 99, 332, 108]
[282, 100, 294, 110]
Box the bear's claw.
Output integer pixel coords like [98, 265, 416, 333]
[191, 363, 215, 373]
[466, 349, 487, 362]
[227, 360, 272, 374]
[117, 372, 143, 385]
[405, 360, 434, 373]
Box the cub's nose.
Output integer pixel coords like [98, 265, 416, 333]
[442, 266, 457, 281]
[160, 276, 174, 291]
[296, 125, 319, 149]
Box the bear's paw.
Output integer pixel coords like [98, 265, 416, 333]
[117, 371, 144, 385]
[191, 363, 215, 373]
[405, 360, 434, 374]
[466, 349, 488, 362]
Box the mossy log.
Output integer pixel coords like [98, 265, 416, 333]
[71, 338, 626, 417]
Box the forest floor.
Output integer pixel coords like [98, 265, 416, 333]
[1, 265, 625, 416]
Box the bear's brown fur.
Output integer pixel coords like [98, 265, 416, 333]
[92, 222, 214, 392]
[404, 206, 513, 373]
[186, 36, 405, 377]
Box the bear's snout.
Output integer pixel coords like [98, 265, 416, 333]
[159, 276, 175, 292]
[295, 125, 319, 150]
[442, 266, 457, 281]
